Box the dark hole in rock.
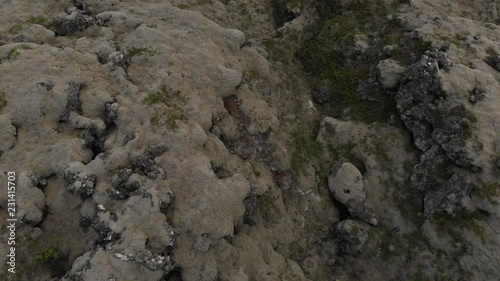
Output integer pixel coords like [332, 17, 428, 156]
[96, 52, 108, 64]
[223, 94, 241, 116]
[79, 216, 92, 228]
[163, 268, 183, 281]
[211, 162, 232, 179]
[310, 86, 332, 105]
[160, 201, 169, 216]
[331, 198, 350, 220]
[352, 159, 367, 176]
[82, 127, 105, 156]
[59, 81, 84, 122]
[271, 0, 297, 28]
[243, 188, 257, 225]
[224, 232, 236, 244]
[49, 258, 71, 278]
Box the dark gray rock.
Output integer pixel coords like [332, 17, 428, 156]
[131, 150, 165, 180]
[64, 171, 97, 198]
[426, 48, 452, 70]
[346, 199, 378, 226]
[91, 219, 120, 245]
[423, 173, 471, 218]
[75, 0, 92, 15]
[396, 50, 479, 217]
[30, 175, 48, 189]
[486, 54, 500, 71]
[396, 50, 476, 169]
[410, 145, 451, 193]
[310, 85, 331, 105]
[108, 51, 130, 69]
[243, 187, 257, 224]
[50, 11, 95, 36]
[147, 144, 168, 157]
[396, 50, 445, 152]
[73, 176, 96, 197]
[108, 169, 140, 200]
[469, 88, 486, 104]
[104, 101, 119, 126]
[432, 105, 477, 169]
[59, 82, 84, 122]
[11, 34, 25, 43]
[82, 126, 105, 155]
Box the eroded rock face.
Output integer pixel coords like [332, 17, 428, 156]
[49, 10, 95, 36]
[396, 49, 449, 152]
[396, 49, 478, 216]
[423, 173, 471, 217]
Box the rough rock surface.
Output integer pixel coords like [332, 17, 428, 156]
[335, 219, 369, 255]
[328, 160, 378, 225]
[0, 0, 499, 281]
[377, 59, 405, 90]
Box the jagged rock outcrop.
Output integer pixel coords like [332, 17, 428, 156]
[396, 49, 479, 216]
[49, 9, 95, 36]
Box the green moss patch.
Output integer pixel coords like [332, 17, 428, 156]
[432, 209, 488, 244]
[127, 47, 156, 58]
[6, 44, 33, 60]
[295, 0, 431, 123]
[290, 129, 323, 171]
[143, 86, 186, 130]
[9, 17, 48, 34]
[33, 247, 63, 264]
[472, 182, 499, 205]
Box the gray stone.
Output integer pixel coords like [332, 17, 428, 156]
[377, 59, 405, 90]
[328, 161, 366, 205]
[80, 198, 97, 218]
[16, 172, 46, 225]
[59, 82, 84, 122]
[328, 160, 378, 225]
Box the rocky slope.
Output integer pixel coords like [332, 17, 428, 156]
[0, 0, 498, 281]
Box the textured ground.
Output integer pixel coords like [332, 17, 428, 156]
[0, 0, 499, 281]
